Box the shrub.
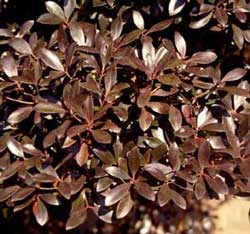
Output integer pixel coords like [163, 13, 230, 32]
[0, 0, 249, 231]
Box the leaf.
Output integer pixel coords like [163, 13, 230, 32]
[169, 105, 182, 131]
[198, 141, 211, 168]
[37, 13, 64, 25]
[221, 68, 247, 82]
[232, 24, 244, 50]
[17, 20, 34, 37]
[0, 185, 20, 202]
[0, 161, 23, 182]
[11, 187, 35, 202]
[195, 177, 206, 200]
[64, 0, 76, 19]
[197, 107, 217, 129]
[119, 29, 145, 47]
[240, 159, 250, 177]
[1, 54, 18, 77]
[189, 12, 213, 29]
[139, 108, 153, 131]
[189, 51, 217, 64]
[215, 8, 228, 27]
[39, 48, 64, 71]
[7, 137, 24, 158]
[93, 149, 115, 164]
[76, 143, 89, 167]
[205, 176, 228, 195]
[148, 102, 169, 114]
[92, 130, 112, 144]
[96, 177, 113, 192]
[105, 183, 131, 206]
[132, 10, 144, 29]
[147, 19, 173, 34]
[32, 199, 49, 226]
[40, 194, 60, 206]
[168, 0, 186, 16]
[127, 147, 141, 178]
[105, 166, 130, 180]
[66, 211, 87, 230]
[69, 22, 85, 46]
[220, 86, 249, 97]
[58, 181, 71, 199]
[174, 31, 186, 58]
[144, 163, 172, 181]
[158, 183, 171, 207]
[35, 102, 65, 114]
[116, 193, 134, 219]
[135, 182, 155, 201]
[9, 38, 32, 55]
[45, 1, 65, 21]
[8, 107, 33, 124]
[171, 189, 187, 210]
[111, 17, 124, 40]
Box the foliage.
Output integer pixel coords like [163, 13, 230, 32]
[0, 0, 249, 231]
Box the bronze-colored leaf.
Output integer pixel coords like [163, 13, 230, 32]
[58, 181, 71, 199]
[9, 38, 32, 55]
[139, 108, 153, 131]
[135, 182, 155, 201]
[169, 105, 182, 131]
[116, 193, 134, 219]
[93, 149, 115, 164]
[147, 19, 173, 35]
[147, 102, 169, 114]
[39, 48, 64, 71]
[0, 185, 20, 202]
[7, 137, 24, 158]
[92, 130, 112, 144]
[132, 10, 144, 29]
[189, 12, 213, 29]
[40, 193, 60, 206]
[8, 107, 33, 124]
[76, 143, 89, 167]
[195, 177, 206, 200]
[1, 54, 18, 77]
[64, 0, 76, 19]
[105, 166, 130, 180]
[198, 141, 211, 168]
[168, 0, 186, 16]
[174, 31, 186, 58]
[222, 68, 246, 82]
[11, 187, 35, 202]
[158, 183, 171, 207]
[189, 51, 217, 64]
[35, 102, 65, 114]
[32, 198, 48, 226]
[127, 146, 141, 178]
[96, 177, 113, 192]
[45, 1, 65, 21]
[37, 13, 64, 25]
[105, 183, 131, 206]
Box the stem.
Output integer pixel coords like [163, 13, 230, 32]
[6, 97, 34, 105]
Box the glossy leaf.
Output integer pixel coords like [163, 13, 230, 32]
[39, 48, 64, 71]
[45, 1, 65, 21]
[8, 107, 33, 124]
[7, 137, 24, 158]
[105, 183, 131, 206]
[135, 182, 155, 201]
[32, 199, 49, 226]
[116, 193, 134, 219]
[75, 143, 89, 167]
[105, 166, 130, 180]
[9, 38, 32, 55]
[132, 10, 144, 29]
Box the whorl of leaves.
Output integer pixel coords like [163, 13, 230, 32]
[0, 0, 250, 230]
